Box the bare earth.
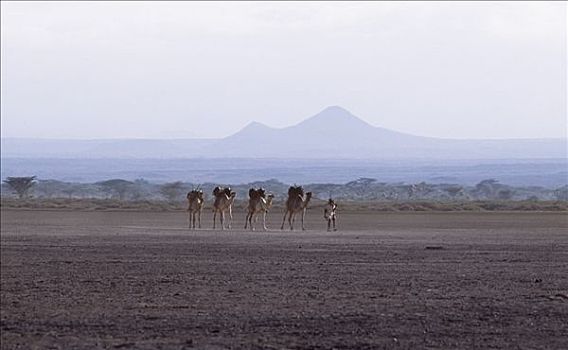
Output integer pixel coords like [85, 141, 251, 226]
[1, 209, 567, 349]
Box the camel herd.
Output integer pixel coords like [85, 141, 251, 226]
[186, 185, 338, 231]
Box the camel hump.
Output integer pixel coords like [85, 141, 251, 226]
[288, 185, 304, 197]
[249, 188, 265, 199]
[249, 188, 266, 199]
[249, 188, 258, 199]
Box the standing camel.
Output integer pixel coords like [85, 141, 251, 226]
[212, 186, 236, 230]
[186, 189, 204, 229]
[281, 185, 312, 231]
[324, 198, 338, 232]
[245, 188, 275, 231]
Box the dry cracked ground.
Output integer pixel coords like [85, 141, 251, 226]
[1, 209, 567, 349]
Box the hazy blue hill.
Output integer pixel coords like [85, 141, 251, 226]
[1, 106, 566, 159]
[204, 106, 566, 159]
[290, 106, 421, 142]
[208, 106, 430, 158]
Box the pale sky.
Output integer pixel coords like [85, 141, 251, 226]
[1, 1, 566, 139]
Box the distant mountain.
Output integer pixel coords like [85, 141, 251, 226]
[202, 106, 566, 159]
[1, 106, 566, 159]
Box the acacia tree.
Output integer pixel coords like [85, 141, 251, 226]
[3, 176, 37, 199]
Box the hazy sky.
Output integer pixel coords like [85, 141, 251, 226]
[1, 1, 566, 139]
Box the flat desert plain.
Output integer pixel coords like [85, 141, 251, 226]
[1, 209, 567, 349]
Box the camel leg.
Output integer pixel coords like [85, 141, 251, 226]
[327, 219, 331, 232]
[333, 217, 337, 231]
[220, 211, 225, 230]
[262, 211, 268, 231]
[281, 211, 288, 230]
[289, 212, 294, 231]
[228, 207, 233, 229]
[254, 213, 260, 231]
[245, 211, 249, 229]
[213, 211, 217, 230]
[188, 210, 192, 229]
[198, 210, 201, 229]
[301, 209, 306, 231]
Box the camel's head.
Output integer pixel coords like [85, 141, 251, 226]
[188, 189, 204, 203]
[261, 193, 274, 208]
[187, 190, 198, 199]
[305, 192, 313, 201]
[223, 187, 232, 197]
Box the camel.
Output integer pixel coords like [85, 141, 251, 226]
[281, 185, 312, 231]
[244, 187, 275, 231]
[324, 198, 338, 232]
[186, 189, 204, 229]
[212, 186, 236, 230]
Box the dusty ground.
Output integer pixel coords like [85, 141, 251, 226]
[1, 209, 567, 349]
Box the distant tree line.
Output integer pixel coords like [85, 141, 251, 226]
[2, 176, 567, 202]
